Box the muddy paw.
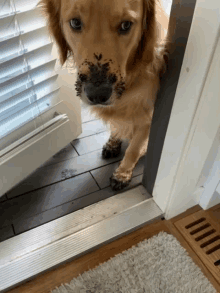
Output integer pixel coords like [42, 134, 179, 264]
[110, 173, 131, 191]
[102, 141, 122, 159]
[102, 146, 121, 159]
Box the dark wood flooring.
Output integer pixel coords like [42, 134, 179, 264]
[0, 104, 145, 242]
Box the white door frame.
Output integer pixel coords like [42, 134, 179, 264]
[153, 0, 220, 220]
[198, 137, 220, 210]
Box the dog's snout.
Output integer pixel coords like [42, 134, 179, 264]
[84, 82, 112, 104]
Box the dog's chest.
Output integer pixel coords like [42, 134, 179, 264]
[109, 118, 133, 140]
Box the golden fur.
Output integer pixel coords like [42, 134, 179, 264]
[40, 0, 169, 190]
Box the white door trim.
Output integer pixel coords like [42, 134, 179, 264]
[199, 129, 220, 210]
[153, 0, 220, 219]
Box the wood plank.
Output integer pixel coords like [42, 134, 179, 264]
[0, 225, 14, 242]
[0, 173, 99, 229]
[13, 175, 143, 234]
[76, 120, 108, 140]
[91, 156, 145, 189]
[0, 198, 163, 292]
[38, 143, 78, 168]
[1, 187, 149, 264]
[7, 142, 129, 198]
[72, 132, 109, 156]
[0, 194, 7, 202]
[206, 204, 220, 226]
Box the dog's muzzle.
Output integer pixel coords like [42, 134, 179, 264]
[84, 82, 113, 105]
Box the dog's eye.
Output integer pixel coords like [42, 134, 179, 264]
[70, 18, 82, 31]
[119, 21, 133, 34]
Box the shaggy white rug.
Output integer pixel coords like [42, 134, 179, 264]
[52, 232, 216, 293]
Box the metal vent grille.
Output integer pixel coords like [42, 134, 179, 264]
[175, 210, 220, 284]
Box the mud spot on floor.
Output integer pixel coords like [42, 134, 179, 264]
[61, 169, 77, 179]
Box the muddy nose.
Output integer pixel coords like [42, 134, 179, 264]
[84, 82, 112, 104]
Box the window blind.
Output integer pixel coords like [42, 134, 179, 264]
[0, 0, 63, 157]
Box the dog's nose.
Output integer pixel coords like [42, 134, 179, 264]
[84, 82, 112, 104]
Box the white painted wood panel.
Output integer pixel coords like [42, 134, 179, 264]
[199, 142, 220, 209]
[0, 107, 73, 196]
[153, 0, 220, 219]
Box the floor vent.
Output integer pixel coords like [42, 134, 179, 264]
[175, 210, 220, 284]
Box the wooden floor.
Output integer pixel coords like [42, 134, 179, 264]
[7, 204, 220, 293]
[0, 104, 145, 243]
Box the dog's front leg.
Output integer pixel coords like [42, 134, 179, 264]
[102, 134, 122, 159]
[110, 124, 150, 191]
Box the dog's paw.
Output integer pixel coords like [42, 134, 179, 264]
[102, 141, 122, 159]
[110, 171, 132, 191]
[102, 146, 121, 159]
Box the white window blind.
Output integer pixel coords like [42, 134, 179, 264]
[0, 0, 65, 157]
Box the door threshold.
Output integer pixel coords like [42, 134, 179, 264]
[0, 185, 164, 292]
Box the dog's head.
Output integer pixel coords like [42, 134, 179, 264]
[40, 0, 157, 106]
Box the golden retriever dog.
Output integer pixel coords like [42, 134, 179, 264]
[40, 0, 169, 191]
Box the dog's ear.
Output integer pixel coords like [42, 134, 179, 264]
[39, 0, 71, 65]
[136, 0, 157, 65]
